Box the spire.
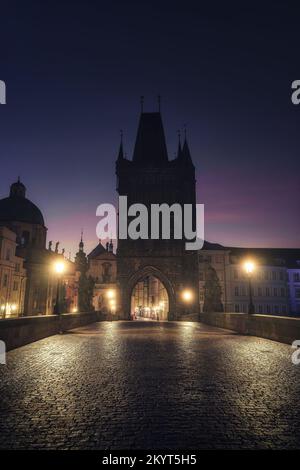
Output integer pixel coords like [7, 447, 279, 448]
[182, 127, 194, 167]
[132, 112, 168, 166]
[117, 130, 124, 160]
[176, 130, 183, 159]
[79, 230, 84, 251]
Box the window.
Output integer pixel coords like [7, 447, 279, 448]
[266, 287, 270, 297]
[280, 288, 285, 297]
[3, 274, 8, 287]
[272, 271, 276, 281]
[13, 281, 18, 291]
[216, 255, 223, 263]
[199, 271, 204, 281]
[233, 269, 238, 280]
[282, 305, 287, 314]
[234, 304, 240, 312]
[15, 263, 20, 272]
[234, 286, 239, 296]
[5, 249, 10, 261]
[295, 288, 300, 299]
[257, 287, 262, 296]
[274, 288, 278, 297]
[293, 273, 300, 282]
[279, 271, 284, 281]
[266, 305, 271, 314]
[241, 285, 246, 296]
[274, 305, 279, 314]
[264, 271, 269, 281]
[258, 305, 263, 313]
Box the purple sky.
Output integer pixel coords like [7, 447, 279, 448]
[0, 2, 299, 256]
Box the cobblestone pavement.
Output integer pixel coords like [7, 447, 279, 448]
[0, 321, 299, 449]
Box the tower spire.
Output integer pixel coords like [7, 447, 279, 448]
[140, 95, 144, 113]
[79, 229, 84, 251]
[182, 130, 194, 167]
[117, 130, 124, 160]
[177, 130, 183, 159]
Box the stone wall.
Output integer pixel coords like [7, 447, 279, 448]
[200, 311, 300, 345]
[0, 311, 98, 351]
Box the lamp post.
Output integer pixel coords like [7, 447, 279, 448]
[244, 261, 255, 314]
[53, 261, 65, 315]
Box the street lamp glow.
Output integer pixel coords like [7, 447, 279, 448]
[244, 260, 255, 274]
[182, 289, 193, 302]
[106, 289, 115, 299]
[54, 261, 65, 274]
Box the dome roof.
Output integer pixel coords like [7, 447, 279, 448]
[0, 180, 45, 226]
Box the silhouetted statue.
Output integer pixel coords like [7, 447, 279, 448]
[55, 241, 59, 253]
[48, 241, 52, 251]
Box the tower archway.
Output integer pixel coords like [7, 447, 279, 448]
[123, 266, 176, 321]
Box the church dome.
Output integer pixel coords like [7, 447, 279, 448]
[0, 179, 45, 226]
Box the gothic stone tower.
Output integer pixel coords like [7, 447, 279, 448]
[116, 111, 199, 320]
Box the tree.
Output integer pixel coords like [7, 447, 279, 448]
[203, 264, 224, 313]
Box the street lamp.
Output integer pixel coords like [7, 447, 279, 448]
[53, 260, 65, 315]
[182, 289, 193, 302]
[243, 260, 255, 314]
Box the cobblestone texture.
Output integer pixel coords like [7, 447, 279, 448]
[0, 321, 299, 449]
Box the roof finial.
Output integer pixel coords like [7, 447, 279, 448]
[80, 229, 83, 243]
[184, 123, 187, 140]
[120, 129, 123, 144]
[158, 94, 161, 112]
[17, 175, 20, 183]
[140, 95, 144, 112]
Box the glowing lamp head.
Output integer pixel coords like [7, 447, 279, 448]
[106, 289, 115, 299]
[11, 304, 17, 311]
[54, 261, 65, 274]
[182, 289, 193, 302]
[244, 260, 255, 274]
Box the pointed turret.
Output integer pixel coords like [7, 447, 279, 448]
[182, 136, 194, 167]
[75, 231, 88, 273]
[176, 130, 183, 160]
[117, 130, 124, 161]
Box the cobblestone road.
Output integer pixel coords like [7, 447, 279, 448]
[0, 321, 299, 449]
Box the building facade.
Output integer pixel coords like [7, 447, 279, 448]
[0, 226, 26, 317]
[199, 244, 299, 316]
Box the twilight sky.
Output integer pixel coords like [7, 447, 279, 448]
[0, 1, 299, 256]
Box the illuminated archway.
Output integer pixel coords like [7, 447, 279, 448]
[124, 265, 176, 321]
[131, 275, 169, 320]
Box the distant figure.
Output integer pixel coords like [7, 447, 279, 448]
[48, 241, 52, 251]
[55, 241, 59, 253]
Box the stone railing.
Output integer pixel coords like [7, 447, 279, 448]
[200, 311, 300, 345]
[0, 311, 99, 351]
